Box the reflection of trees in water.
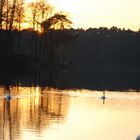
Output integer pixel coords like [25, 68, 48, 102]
[0, 66, 140, 91]
[0, 98, 20, 140]
[0, 87, 69, 140]
[0, 67, 70, 89]
[27, 92, 68, 130]
[45, 69, 71, 89]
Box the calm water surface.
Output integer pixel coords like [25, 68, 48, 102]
[0, 87, 140, 140]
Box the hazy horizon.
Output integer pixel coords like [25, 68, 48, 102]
[22, 0, 140, 31]
[47, 0, 140, 31]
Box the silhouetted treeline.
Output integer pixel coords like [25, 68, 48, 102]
[0, 28, 76, 71]
[70, 27, 140, 71]
[1, 26, 140, 91]
[0, 0, 73, 70]
[1, 26, 140, 72]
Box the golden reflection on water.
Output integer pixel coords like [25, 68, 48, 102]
[0, 86, 69, 140]
[0, 87, 140, 140]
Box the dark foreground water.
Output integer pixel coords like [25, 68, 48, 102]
[0, 67, 140, 91]
[0, 87, 140, 140]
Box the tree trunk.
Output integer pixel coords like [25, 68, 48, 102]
[0, 0, 5, 29]
[6, 0, 8, 30]
[9, 0, 16, 31]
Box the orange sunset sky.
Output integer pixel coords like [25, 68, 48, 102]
[25, 0, 140, 31]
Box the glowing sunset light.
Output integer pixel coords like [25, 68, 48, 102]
[48, 0, 140, 31]
[25, 0, 140, 31]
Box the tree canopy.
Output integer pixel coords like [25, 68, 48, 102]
[0, 0, 72, 32]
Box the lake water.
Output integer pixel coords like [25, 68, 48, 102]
[0, 87, 140, 140]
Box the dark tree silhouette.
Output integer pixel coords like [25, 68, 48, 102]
[41, 13, 72, 32]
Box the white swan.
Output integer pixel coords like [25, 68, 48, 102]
[100, 91, 106, 100]
[6, 94, 12, 100]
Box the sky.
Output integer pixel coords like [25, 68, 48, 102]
[26, 0, 140, 31]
